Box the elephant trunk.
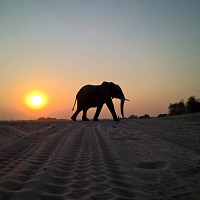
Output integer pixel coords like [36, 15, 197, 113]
[118, 92, 125, 118]
[121, 99, 125, 118]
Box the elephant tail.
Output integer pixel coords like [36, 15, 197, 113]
[72, 98, 77, 111]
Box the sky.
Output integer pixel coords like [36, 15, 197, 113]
[0, 0, 200, 120]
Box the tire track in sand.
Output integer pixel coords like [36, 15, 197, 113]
[0, 122, 142, 200]
[66, 122, 136, 200]
[0, 123, 81, 200]
[1, 119, 198, 200]
[104, 120, 200, 200]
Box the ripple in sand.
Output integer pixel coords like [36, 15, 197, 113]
[136, 161, 168, 170]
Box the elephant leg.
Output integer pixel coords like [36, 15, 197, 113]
[82, 108, 89, 121]
[71, 108, 82, 121]
[106, 99, 119, 121]
[93, 104, 103, 121]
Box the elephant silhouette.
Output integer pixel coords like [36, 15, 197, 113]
[71, 81, 129, 121]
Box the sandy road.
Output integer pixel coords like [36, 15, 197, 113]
[0, 114, 200, 200]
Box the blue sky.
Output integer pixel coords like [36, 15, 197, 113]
[0, 0, 200, 120]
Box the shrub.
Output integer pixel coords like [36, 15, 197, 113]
[168, 96, 200, 116]
[168, 100, 185, 115]
[157, 113, 168, 118]
[128, 115, 138, 119]
[138, 114, 150, 119]
[185, 96, 200, 113]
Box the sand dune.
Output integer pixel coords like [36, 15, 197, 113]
[0, 113, 200, 200]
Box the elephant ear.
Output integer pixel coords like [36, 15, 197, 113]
[100, 81, 111, 100]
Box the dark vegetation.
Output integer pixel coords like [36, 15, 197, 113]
[157, 113, 168, 118]
[128, 95, 200, 119]
[0, 117, 69, 125]
[168, 96, 200, 116]
[128, 114, 150, 119]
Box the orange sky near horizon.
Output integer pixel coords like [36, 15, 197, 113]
[2, 76, 196, 120]
[11, 80, 69, 119]
[1, 1, 200, 120]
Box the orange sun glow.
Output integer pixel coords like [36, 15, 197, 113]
[26, 92, 46, 109]
[29, 95, 43, 106]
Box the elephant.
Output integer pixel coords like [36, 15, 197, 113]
[71, 81, 129, 121]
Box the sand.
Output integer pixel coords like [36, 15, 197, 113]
[0, 113, 200, 200]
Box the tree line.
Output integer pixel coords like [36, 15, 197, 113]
[129, 95, 200, 119]
[168, 96, 200, 116]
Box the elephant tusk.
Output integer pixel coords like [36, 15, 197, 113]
[120, 98, 130, 101]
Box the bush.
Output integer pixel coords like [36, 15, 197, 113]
[168, 100, 185, 115]
[128, 115, 138, 119]
[168, 96, 200, 116]
[185, 96, 200, 113]
[138, 114, 150, 119]
[157, 113, 168, 118]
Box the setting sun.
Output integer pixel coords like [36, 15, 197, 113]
[26, 92, 47, 109]
[29, 95, 43, 106]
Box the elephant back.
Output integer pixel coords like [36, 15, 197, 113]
[76, 85, 99, 106]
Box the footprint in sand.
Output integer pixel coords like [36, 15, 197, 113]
[136, 161, 168, 170]
[133, 161, 169, 183]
